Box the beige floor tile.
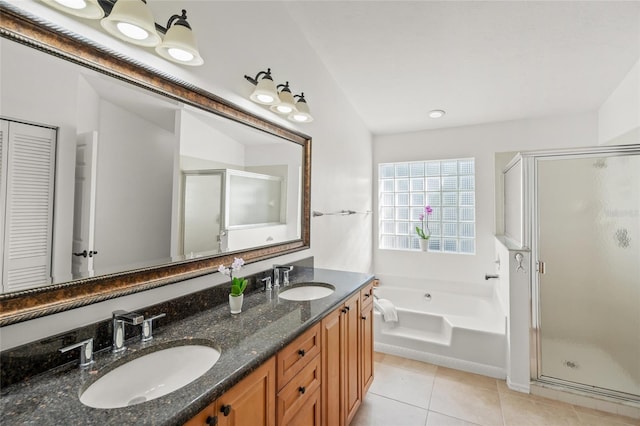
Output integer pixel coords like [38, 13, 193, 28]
[574, 405, 640, 426]
[426, 410, 482, 426]
[435, 366, 498, 392]
[374, 351, 386, 363]
[369, 360, 435, 409]
[381, 353, 439, 375]
[352, 392, 428, 426]
[500, 393, 582, 426]
[429, 376, 503, 426]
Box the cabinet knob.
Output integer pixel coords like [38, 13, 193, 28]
[220, 404, 232, 416]
[206, 415, 218, 425]
[364, 292, 371, 298]
[298, 349, 305, 357]
[361, 315, 367, 320]
[298, 386, 306, 394]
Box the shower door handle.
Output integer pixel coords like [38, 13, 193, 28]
[537, 261, 546, 274]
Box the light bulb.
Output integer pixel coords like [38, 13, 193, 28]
[168, 48, 194, 62]
[276, 105, 293, 114]
[116, 22, 149, 41]
[292, 113, 308, 122]
[55, 0, 87, 9]
[257, 94, 275, 104]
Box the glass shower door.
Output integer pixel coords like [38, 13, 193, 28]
[536, 152, 640, 399]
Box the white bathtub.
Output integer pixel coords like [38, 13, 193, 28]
[373, 276, 507, 378]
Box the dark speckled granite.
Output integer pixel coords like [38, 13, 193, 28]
[0, 267, 374, 425]
[1, 258, 314, 388]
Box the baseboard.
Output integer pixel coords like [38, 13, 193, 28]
[506, 376, 530, 393]
[374, 342, 506, 379]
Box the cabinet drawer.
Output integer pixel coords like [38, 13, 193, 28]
[360, 281, 374, 307]
[277, 323, 321, 390]
[277, 354, 321, 426]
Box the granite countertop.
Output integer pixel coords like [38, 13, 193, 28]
[0, 268, 374, 425]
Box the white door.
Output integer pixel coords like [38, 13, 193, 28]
[72, 131, 98, 277]
[1, 120, 56, 292]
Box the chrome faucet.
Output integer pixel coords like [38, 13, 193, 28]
[112, 310, 144, 353]
[273, 265, 293, 287]
[59, 338, 95, 369]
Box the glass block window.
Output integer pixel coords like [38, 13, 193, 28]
[378, 158, 475, 254]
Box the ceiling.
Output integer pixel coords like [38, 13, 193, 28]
[282, 1, 640, 135]
[24, 1, 640, 136]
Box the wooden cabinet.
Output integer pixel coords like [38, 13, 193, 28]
[321, 291, 366, 426]
[360, 283, 374, 395]
[277, 323, 322, 426]
[343, 293, 361, 425]
[187, 281, 375, 426]
[185, 357, 276, 426]
[320, 307, 343, 426]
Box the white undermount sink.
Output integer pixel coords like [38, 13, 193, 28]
[278, 283, 335, 301]
[80, 344, 220, 409]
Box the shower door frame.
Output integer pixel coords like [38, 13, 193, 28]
[526, 144, 640, 402]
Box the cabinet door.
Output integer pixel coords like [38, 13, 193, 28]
[184, 400, 217, 426]
[360, 301, 374, 395]
[343, 293, 361, 425]
[217, 357, 276, 426]
[321, 307, 343, 426]
[286, 388, 321, 426]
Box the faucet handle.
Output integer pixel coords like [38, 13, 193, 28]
[60, 338, 94, 368]
[141, 313, 166, 342]
[261, 276, 272, 290]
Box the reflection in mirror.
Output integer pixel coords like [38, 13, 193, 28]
[0, 35, 303, 296]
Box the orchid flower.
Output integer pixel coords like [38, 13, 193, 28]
[219, 258, 248, 296]
[416, 205, 433, 240]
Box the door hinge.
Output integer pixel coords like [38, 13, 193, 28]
[537, 261, 546, 274]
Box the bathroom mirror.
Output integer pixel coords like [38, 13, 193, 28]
[0, 7, 311, 325]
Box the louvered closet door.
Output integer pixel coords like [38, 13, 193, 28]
[1, 120, 57, 292]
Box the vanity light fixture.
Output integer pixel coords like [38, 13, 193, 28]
[428, 109, 446, 119]
[244, 69, 280, 105]
[244, 70, 314, 123]
[155, 9, 204, 66]
[40, 0, 105, 19]
[270, 82, 298, 115]
[289, 93, 314, 123]
[100, 0, 162, 47]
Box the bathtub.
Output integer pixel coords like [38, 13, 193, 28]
[373, 276, 507, 378]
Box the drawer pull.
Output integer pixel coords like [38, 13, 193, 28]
[220, 404, 232, 416]
[206, 415, 218, 425]
[298, 349, 305, 357]
[298, 386, 306, 394]
[364, 292, 371, 298]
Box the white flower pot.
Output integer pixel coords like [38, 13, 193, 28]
[419, 239, 429, 251]
[229, 294, 243, 314]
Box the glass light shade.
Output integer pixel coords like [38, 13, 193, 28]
[101, 0, 161, 47]
[288, 100, 313, 123]
[156, 24, 204, 66]
[270, 90, 298, 115]
[40, 0, 105, 19]
[249, 78, 280, 106]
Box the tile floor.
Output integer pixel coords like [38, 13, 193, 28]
[351, 353, 640, 426]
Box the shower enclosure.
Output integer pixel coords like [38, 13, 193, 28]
[506, 145, 640, 402]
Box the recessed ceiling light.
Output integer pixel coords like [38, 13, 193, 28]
[429, 110, 446, 119]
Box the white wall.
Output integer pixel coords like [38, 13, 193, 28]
[373, 112, 598, 285]
[598, 59, 640, 146]
[0, 2, 372, 349]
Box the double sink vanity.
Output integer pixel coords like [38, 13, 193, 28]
[0, 268, 375, 425]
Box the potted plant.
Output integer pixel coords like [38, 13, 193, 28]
[416, 205, 433, 251]
[218, 257, 248, 314]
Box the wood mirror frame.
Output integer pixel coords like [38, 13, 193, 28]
[0, 6, 311, 326]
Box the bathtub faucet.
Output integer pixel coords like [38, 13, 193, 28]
[484, 274, 499, 280]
